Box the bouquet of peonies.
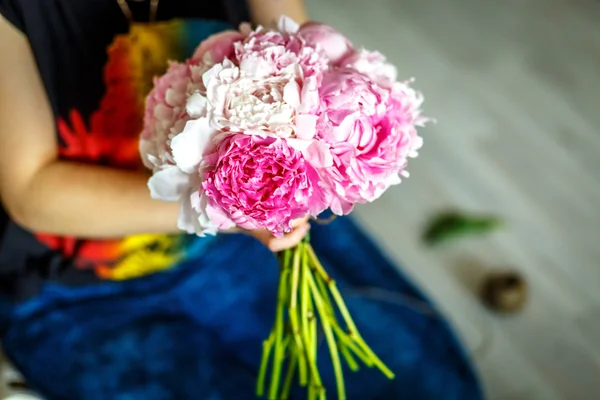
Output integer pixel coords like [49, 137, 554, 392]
[141, 16, 429, 400]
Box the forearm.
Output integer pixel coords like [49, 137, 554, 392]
[12, 160, 180, 238]
[247, 0, 309, 27]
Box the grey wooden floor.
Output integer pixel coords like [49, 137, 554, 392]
[305, 0, 600, 398]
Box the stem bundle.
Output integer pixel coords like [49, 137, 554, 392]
[256, 237, 394, 400]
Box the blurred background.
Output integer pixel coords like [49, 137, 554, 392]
[304, 0, 600, 399]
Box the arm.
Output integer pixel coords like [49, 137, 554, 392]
[0, 15, 309, 249]
[0, 16, 180, 238]
[246, 0, 309, 27]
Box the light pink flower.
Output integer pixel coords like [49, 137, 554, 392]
[140, 61, 191, 170]
[297, 22, 353, 65]
[340, 49, 397, 88]
[235, 26, 328, 80]
[142, 30, 245, 162]
[316, 69, 425, 214]
[140, 49, 232, 173]
[201, 134, 327, 236]
[317, 68, 390, 131]
[191, 58, 322, 142]
[203, 60, 300, 136]
[142, 36, 245, 235]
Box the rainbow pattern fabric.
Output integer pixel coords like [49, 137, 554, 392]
[35, 19, 230, 281]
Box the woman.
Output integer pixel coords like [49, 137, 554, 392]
[0, 0, 482, 399]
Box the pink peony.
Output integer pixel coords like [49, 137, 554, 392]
[297, 22, 353, 65]
[141, 30, 244, 158]
[340, 49, 397, 88]
[234, 23, 328, 81]
[315, 69, 425, 215]
[140, 32, 242, 172]
[200, 134, 327, 236]
[140, 61, 191, 170]
[318, 68, 390, 125]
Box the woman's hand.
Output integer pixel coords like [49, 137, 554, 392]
[247, 0, 309, 28]
[244, 217, 311, 252]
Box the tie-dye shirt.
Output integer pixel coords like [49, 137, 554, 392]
[0, 0, 235, 299]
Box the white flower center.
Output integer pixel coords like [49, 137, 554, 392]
[220, 77, 299, 136]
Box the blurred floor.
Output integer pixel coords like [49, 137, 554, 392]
[305, 0, 600, 399]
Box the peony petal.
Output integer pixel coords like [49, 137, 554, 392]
[370, 173, 401, 201]
[186, 92, 207, 118]
[228, 208, 260, 231]
[298, 23, 353, 64]
[295, 114, 317, 140]
[139, 139, 158, 170]
[286, 137, 312, 152]
[148, 166, 190, 201]
[303, 140, 333, 168]
[202, 63, 224, 91]
[299, 76, 320, 114]
[154, 104, 173, 120]
[283, 80, 301, 107]
[306, 168, 330, 216]
[189, 191, 216, 236]
[171, 118, 216, 174]
[329, 195, 354, 216]
[178, 189, 201, 234]
[166, 88, 186, 107]
[206, 200, 237, 230]
[277, 15, 300, 34]
[190, 190, 235, 236]
[386, 173, 402, 186]
[411, 135, 424, 152]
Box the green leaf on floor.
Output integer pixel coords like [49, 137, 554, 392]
[422, 211, 502, 246]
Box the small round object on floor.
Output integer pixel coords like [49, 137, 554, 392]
[480, 270, 528, 314]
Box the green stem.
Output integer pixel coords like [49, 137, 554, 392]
[307, 270, 346, 400]
[307, 245, 395, 380]
[315, 270, 335, 318]
[300, 245, 323, 390]
[283, 248, 292, 272]
[299, 244, 312, 386]
[305, 245, 331, 283]
[290, 248, 301, 310]
[288, 246, 308, 387]
[308, 271, 317, 363]
[282, 334, 291, 354]
[256, 333, 275, 397]
[268, 263, 291, 399]
[330, 282, 394, 379]
[309, 383, 326, 400]
[308, 385, 317, 400]
[281, 345, 298, 400]
[330, 323, 373, 367]
[339, 342, 360, 372]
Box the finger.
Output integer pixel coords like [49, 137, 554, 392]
[238, 22, 252, 36]
[290, 216, 310, 229]
[268, 223, 311, 252]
